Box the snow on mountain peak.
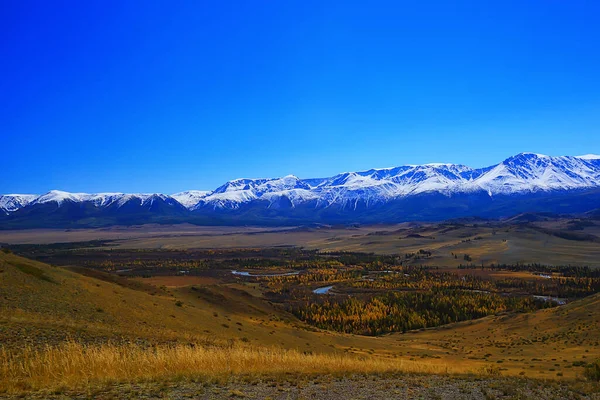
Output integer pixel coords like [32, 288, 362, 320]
[473, 153, 600, 194]
[518, 152, 550, 158]
[32, 190, 87, 205]
[25, 191, 173, 209]
[0, 194, 38, 214]
[2, 152, 599, 214]
[423, 162, 457, 167]
[577, 154, 600, 160]
[197, 175, 312, 209]
[171, 191, 211, 208]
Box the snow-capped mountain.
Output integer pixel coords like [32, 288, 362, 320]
[192, 153, 600, 210]
[27, 190, 175, 208]
[472, 153, 600, 195]
[0, 194, 37, 215]
[2, 153, 600, 228]
[171, 191, 211, 208]
[196, 175, 316, 209]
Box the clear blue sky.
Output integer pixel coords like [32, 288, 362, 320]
[2, 1, 599, 194]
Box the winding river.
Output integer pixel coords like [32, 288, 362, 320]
[231, 270, 300, 277]
[313, 285, 334, 294]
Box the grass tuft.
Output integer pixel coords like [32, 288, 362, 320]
[0, 341, 460, 393]
[584, 359, 600, 381]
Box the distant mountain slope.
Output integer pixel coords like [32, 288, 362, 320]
[1, 153, 600, 228]
[0, 194, 36, 214]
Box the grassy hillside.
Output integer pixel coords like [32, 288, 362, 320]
[394, 292, 600, 379]
[1, 250, 216, 347]
[0, 250, 351, 353]
[1, 250, 599, 395]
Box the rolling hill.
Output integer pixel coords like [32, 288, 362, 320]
[1, 250, 599, 379]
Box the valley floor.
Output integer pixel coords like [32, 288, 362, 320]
[2, 227, 600, 398]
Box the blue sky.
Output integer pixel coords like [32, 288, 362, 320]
[2, 1, 599, 194]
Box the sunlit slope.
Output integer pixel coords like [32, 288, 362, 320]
[395, 292, 600, 379]
[0, 252, 382, 355]
[0, 252, 313, 348]
[1, 251, 220, 347]
[1, 251, 598, 380]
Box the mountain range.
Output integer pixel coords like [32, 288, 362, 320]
[2, 152, 600, 228]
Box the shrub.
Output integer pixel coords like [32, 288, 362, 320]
[479, 364, 501, 376]
[584, 359, 600, 381]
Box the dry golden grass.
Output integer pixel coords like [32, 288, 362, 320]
[2, 250, 599, 396]
[0, 341, 462, 394]
[395, 293, 600, 379]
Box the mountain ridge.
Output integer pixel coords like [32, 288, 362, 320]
[2, 152, 600, 227]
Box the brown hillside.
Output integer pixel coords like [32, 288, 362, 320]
[1, 251, 599, 381]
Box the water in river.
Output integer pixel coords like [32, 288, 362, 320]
[231, 270, 300, 277]
[313, 285, 334, 294]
